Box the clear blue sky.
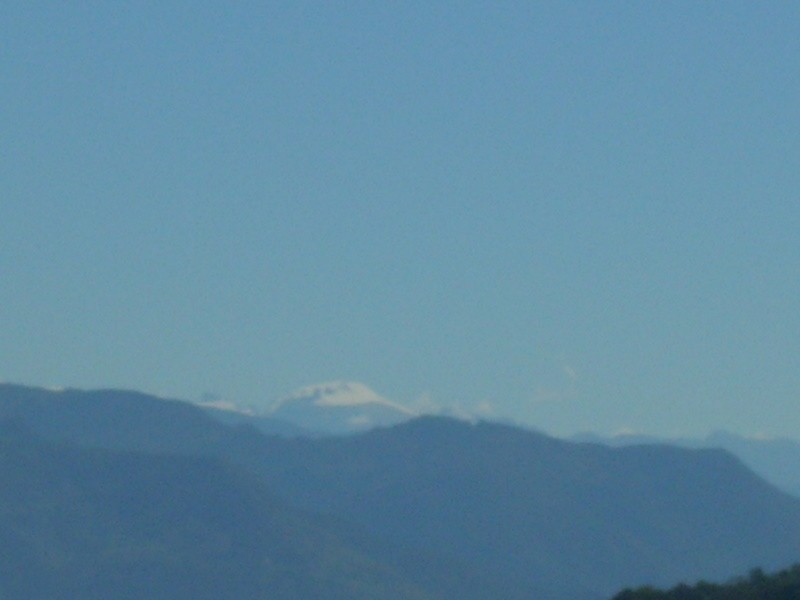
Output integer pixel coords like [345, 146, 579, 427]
[2, 2, 798, 437]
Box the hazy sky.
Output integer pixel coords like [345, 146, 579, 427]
[2, 2, 799, 437]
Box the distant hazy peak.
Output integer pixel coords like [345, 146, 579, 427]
[274, 381, 416, 414]
[268, 381, 417, 434]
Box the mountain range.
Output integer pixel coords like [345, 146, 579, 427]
[2, 382, 800, 599]
[198, 382, 800, 500]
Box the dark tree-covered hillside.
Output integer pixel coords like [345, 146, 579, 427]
[612, 564, 800, 600]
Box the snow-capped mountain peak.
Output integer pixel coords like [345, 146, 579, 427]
[271, 381, 416, 434]
[282, 381, 414, 412]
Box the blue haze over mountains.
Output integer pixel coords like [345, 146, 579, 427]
[2, 383, 800, 600]
[5, 5, 798, 597]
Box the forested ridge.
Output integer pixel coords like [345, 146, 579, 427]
[612, 564, 800, 600]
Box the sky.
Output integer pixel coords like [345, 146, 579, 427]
[2, 2, 799, 438]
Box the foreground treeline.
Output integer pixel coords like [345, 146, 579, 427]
[613, 564, 800, 600]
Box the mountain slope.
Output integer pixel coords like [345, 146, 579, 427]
[0, 383, 235, 454]
[199, 403, 316, 437]
[249, 418, 800, 598]
[0, 420, 437, 600]
[573, 430, 800, 498]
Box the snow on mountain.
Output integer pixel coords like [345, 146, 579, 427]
[280, 381, 414, 412]
[196, 399, 255, 415]
[270, 381, 417, 434]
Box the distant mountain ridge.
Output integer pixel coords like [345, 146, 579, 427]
[250, 417, 800, 597]
[573, 430, 800, 498]
[3, 382, 800, 599]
